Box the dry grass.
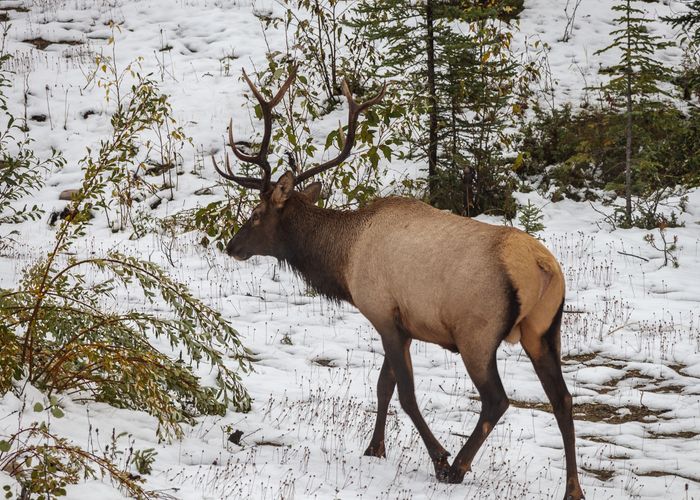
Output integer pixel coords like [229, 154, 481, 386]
[648, 429, 699, 439]
[311, 357, 336, 367]
[582, 465, 615, 482]
[22, 38, 84, 50]
[637, 470, 700, 483]
[562, 352, 599, 363]
[509, 399, 667, 424]
[574, 402, 667, 424]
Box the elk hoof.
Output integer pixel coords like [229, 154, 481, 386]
[446, 471, 465, 484]
[435, 464, 452, 483]
[363, 442, 386, 458]
[433, 455, 452, 483]
[564, 478, 585, 500]
[440, 463, 470, 484]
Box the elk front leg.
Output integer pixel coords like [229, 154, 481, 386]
[364, 357, 396, 458]
[379, 328, 451, 480]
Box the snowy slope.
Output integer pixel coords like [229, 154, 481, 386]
[1, 0, 700, 499]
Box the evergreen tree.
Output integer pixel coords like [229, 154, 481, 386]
[595, 0, 673, 225]
[436, 12, 531, 216]
[663, 1, 700, 104]
[664, 1, 700, 43]
[352, 1, 534, 216]
[350, 0, 440, 200]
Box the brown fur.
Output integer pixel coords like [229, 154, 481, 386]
[216, 69, 581, 496]
[225, 183, 583, 500]
[500, 231, 565, 351]
[347, 198, 528, 354]
[277, 195, 370, 303]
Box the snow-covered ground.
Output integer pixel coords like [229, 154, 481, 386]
[1, 0, 699, 498]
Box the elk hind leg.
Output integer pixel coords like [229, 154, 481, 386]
[520, 304, 584, 500]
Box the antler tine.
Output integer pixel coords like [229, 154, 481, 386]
[220, 67, 297, 191]
[294, 80, 387, 186]
[240, 67, 297, 108]
[227, 119, 258, 164]
[211, 153, 265, 190]
[344, 79, 387, 114]
[241, 67, 298, 162]
[270, 66, 298, 107]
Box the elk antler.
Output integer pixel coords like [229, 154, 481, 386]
[213, 66, 298, 191]
[294, 80, 387, 186]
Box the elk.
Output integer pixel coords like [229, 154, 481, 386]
[212, 68, 584, 500]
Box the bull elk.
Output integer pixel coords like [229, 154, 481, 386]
[213, 68, 584, 500]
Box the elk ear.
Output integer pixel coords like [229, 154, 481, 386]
[271, 171, 295, 208]
[301, 182, 322, 203]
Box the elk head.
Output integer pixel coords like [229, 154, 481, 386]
[212, 68, 386, 261]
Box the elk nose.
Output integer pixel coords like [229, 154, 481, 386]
[226, 239, 248, 261]
[225, 239, 237, 256]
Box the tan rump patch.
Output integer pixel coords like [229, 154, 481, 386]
[482, 422, 492, 434]
[500, 229, 565, 330]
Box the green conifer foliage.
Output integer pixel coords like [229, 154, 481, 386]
[664, 0, 700, 43]
[595, 0, 673, 225]
[352, 1, 535, 217]
[664, 1, 700, 104]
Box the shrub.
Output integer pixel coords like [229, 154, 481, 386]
[1, 30, 252, 440]
[0, 37, 64, 251]
[517, 103, 578, 177]
[0, 421, 160, 499]
[517, 102, 700, 227]
[0, 118, 252, 439]
[2, 235, 253, 438]
[85, 28, 192, 232]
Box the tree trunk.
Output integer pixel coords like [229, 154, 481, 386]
[625, 1, 633, 226]
[625, 73, 632, 225]
[426, 0, 439, 204]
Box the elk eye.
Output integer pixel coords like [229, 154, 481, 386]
[252, 212, 260, 222]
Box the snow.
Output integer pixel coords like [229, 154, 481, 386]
[1, 0, 700, 499]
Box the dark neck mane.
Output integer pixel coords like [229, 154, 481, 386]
[277, 195, 365, 304]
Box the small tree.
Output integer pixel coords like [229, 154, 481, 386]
[595, 0, 673, 226]
[518, 200, 545, 236]
[1, 33, 64, 250]
[353, 0, 536, 216]
[350, 0, 440, 199]
[664, 0, 700, 43]
[663, 0, 700, 105]
[438, 10, 535, 217]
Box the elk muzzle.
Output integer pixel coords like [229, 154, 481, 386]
[226, 233, 251, 261]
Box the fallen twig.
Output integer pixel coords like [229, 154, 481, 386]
[617, 251, 649, 262]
